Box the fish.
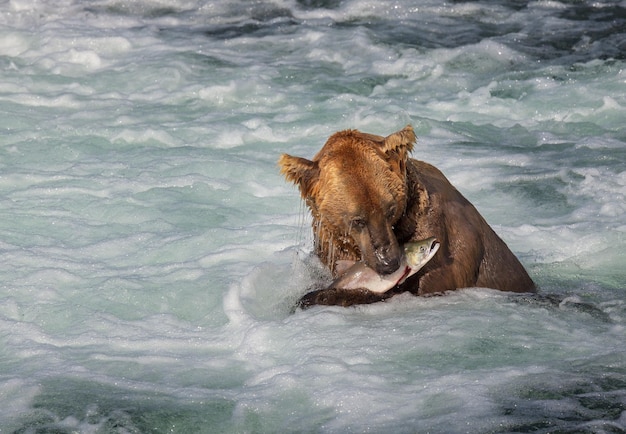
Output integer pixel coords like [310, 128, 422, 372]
[331, 237, 440, 294]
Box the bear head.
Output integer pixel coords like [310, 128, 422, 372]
[279, 125, 416, 275]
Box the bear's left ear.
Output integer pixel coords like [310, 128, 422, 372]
[383, 125, 415, 173]
[278, 153, 319, 199]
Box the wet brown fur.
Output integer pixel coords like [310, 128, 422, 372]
[279, 125, 536, 307]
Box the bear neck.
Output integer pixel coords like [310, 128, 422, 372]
[393, 160, 430, 242]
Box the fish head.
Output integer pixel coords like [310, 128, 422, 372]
[392, 237, 440, 287]
[404, 237, 440, 271]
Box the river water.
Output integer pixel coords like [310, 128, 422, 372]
[1, 0, 625, 432]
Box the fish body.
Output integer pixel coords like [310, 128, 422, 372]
[331, 237, 440, 294]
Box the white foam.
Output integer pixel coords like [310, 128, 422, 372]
[0, 31, 33, 57]
[0, 379, 41, 430]
[111, 128, 182, 147]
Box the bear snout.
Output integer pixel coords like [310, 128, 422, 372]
[373, 245, 402, 275]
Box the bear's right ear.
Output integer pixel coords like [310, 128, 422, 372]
[383, 125, 416, 157]
[278, 154, 319, 199]
[382, 125, 416, 176]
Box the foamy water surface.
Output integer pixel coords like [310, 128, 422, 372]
[0, 0, 625, 432]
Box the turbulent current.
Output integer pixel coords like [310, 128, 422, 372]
[0, 0, 625, 432]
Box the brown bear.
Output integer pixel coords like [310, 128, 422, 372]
[279, 125, 536, 307]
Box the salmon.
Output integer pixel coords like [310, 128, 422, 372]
[331, 237, 440, 293]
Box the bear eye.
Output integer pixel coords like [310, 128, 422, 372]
[386, 206, 397, 220]
[350, 217, 367, 231]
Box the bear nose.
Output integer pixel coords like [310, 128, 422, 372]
[374, 246, 401, 275]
